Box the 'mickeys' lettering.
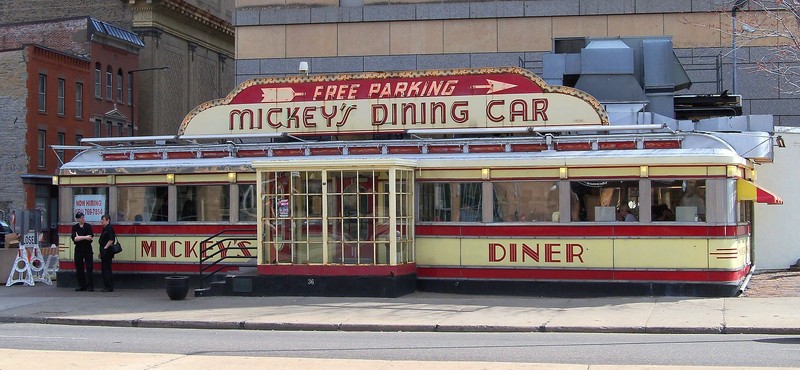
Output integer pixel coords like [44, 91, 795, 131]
[488, 242, 584, 264]
[140, 239, 253, 259]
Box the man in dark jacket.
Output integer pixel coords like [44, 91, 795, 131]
[70, 212, 94, 291]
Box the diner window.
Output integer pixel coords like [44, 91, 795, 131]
[117, 186, 169, 222]
[652, 179, 706, 222]
[116, 69, 123, 102]
[37, 130, 46, 168]
[571, 180, 640, 222]
[493, 181, 560, 222]
[57, 78, 65, 115]
[70, 187, 108, 222]
[38, 74, 46, 112]
[106, 66, 112, 99]
[177, 185, 230, 222]
[94, 63, 102, 98]
[239, 184, 257, 222]
[262, 169, 411, 266]
[75, 82, 83, 118]
[419, 182, 482, 222]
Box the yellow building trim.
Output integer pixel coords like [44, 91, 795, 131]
[491, 168, 561, 179]
[614, 239, 708, 269]
[58, 176, 109, 186]
[569, 167, 640, 178]
[416, 238, 461, 265]
[115, 175, 171, 185]
[417, 169, 483, 180]
[649, 166, 709, 177]
[708, 237, 749, 269]
[174, 173, 229, 184]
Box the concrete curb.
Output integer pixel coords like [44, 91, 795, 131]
[3, 315, 800, 335]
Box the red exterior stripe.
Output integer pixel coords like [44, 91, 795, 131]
[348, 147, 382, 155]
[427, 145, 462, 154]
[167, 151, 196, 159]
[415, 224, 750, 238]
[417, 265, 750, 283]
[257, 263, 416, 277]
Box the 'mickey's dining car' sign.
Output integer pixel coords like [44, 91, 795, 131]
[177, 67, 608, 137]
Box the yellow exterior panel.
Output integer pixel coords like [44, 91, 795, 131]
[707, 166, 727, 176]
[417, 169, 482, 180]
[614, 239, 708, 269]
[238, 173, 257, 182]
[416, 238, 461, 265]
[708, 237, 749, 269]
[491, 168, 560, 179]
[174, 174, 228, 184]
[115, 175, 170, 185]
[60, 176, 109, 186]
[569, 167, 639, 178]
[459, 238, 613, 268]
[649, 166, 708, 177]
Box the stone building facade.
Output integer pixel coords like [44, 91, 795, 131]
[233, 0, 798, 127]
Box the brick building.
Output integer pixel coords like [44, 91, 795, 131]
[0, 17, 143, 244]
[0, 0, 235, 136]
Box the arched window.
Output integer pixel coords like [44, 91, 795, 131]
[94, 63, 102, 98]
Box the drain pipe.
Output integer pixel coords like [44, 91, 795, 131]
[736, 263, 755, 296]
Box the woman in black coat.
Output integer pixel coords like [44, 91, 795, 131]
[97, 214, 116, 292]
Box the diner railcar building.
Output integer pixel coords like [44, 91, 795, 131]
[55, 66, 781, 297]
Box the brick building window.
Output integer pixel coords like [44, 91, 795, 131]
[106, 121, 113, 137]
[95, 63, 102, 98]
[75, 83, 83, 119]
[57, 78, 65, 116]
[57, 132, 65, 163]
[106, 66, 112, 100]
[117, 69, 123, 102]
[76, 134, 83, 146]
[38, 130, 46, 168]
[95, 119, 102, 137]
[38, 74, 46, 112]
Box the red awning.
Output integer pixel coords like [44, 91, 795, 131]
[737, 179, 783, 205]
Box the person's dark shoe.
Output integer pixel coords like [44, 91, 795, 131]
[74, 287, 87, 291]
[87, 287, 94, 292]
[101, 288, 113, 292]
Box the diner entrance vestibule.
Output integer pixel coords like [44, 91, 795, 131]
[254, 159, 416, 268]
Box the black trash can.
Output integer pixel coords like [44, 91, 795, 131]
[165, 276, 190, 300]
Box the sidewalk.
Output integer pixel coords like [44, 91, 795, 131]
[1, 271, 800, 334]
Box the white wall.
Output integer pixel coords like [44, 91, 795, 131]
[753, 127, 800, 270]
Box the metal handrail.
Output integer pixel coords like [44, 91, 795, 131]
[198, 228, 257, 287]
